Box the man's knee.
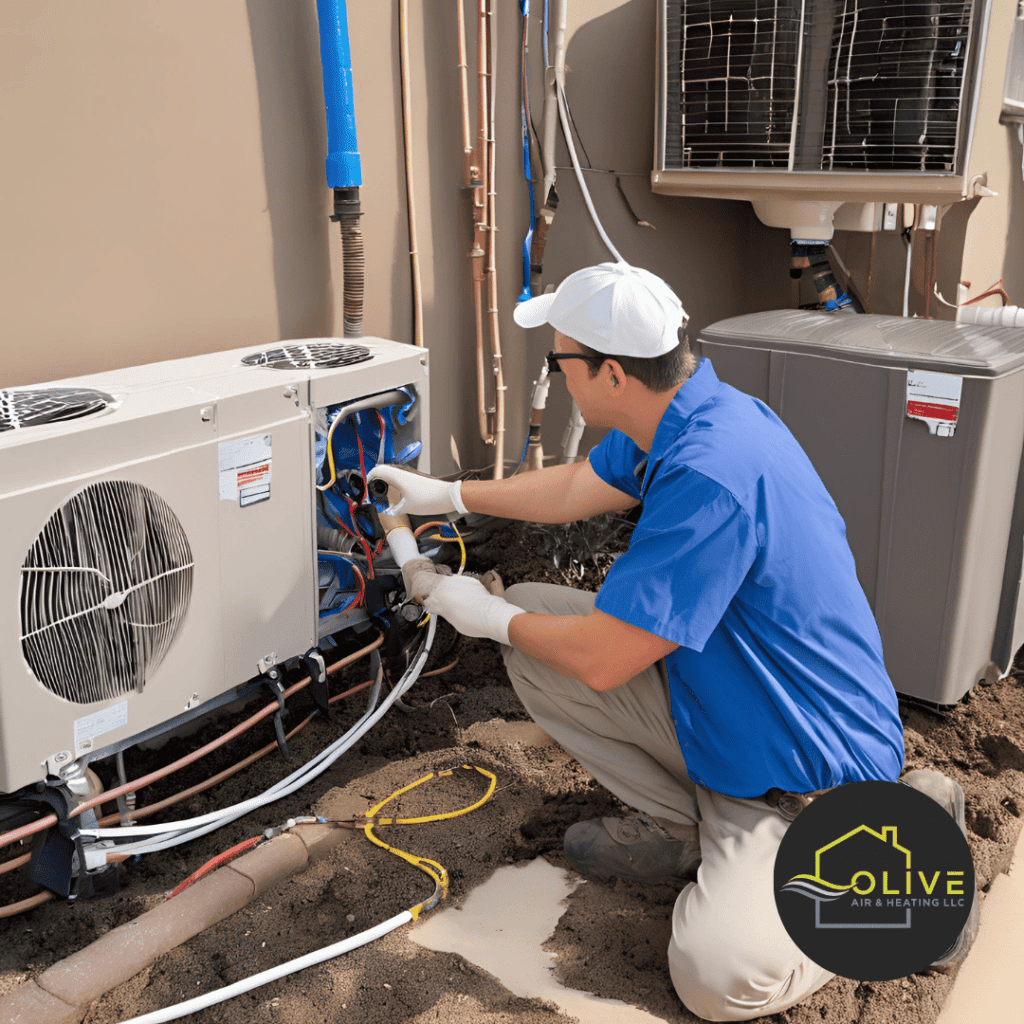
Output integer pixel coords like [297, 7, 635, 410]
[669, 947, 798, 1022]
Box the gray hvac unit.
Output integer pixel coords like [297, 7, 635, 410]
[697, 310, 1024, 706]
[653, 0, 996, 207]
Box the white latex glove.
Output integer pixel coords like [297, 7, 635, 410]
[366, 465, 468, 516]
[420, 574, 525, 645]
[401, 558, 451, 601]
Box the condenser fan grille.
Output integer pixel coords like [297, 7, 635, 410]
[242, 342, 373, 370]
[0, 387, 116, 432]
[668, 0, 803, 169]
[667, 0, 977, 173]
[822, 1, 974, 172]
[20, 481, 194, 704]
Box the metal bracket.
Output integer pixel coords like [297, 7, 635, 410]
[302, 650, 330, 719]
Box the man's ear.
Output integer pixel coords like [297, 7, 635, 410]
[605, 359, 626, 390]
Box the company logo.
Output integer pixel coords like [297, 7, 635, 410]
[773, 781, 974, 979]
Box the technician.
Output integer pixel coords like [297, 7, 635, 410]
[366, 262, 973, 1021]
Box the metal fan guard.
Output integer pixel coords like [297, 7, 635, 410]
[241, 342, 373, 370]
[0, 388, 116, 432]
[20, 481, 194, 704]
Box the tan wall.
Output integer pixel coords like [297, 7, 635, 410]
[2, 0, 1018, 476]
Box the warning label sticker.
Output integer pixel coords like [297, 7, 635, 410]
[219, 434, 272, 505]
[906, 371, 963, 438]
[75, 700, 128, 750]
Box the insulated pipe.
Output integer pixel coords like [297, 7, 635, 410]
[457, 0, 492, 447]
[486, 0, 506, 478]
[316, 0, 365, 338]
[530, 0, 567, 286]
[957, 304, 1024, 327]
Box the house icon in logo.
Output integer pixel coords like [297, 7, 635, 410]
[780, 825, 914, 929]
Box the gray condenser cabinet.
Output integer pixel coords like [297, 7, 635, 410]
[697, 311, 1024, 706]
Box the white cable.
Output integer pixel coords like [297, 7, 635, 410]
[556, 81, 624, 265]
[116, 910, 413, 1024]
[82, 620, 436, 850]
[902, 234, 913, 318]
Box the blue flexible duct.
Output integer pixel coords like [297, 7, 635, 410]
[315, 0, 364, 337]
[315, 0, 362, 188]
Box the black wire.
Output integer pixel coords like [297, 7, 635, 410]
[560, 91, 593, 168]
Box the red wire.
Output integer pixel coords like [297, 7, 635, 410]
[168, 835, 263, 899]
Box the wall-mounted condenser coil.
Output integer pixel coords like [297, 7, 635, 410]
[653, 0, 995, 208]
[0, 338, 429, 798]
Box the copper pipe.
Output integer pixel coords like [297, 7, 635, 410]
[0, 891, 52, 919]
[399, 0, 424, 347]
[94, 679, 376, 831]
[0, 852, 30, 876]
[456, 0, 473, 184]
[474, 0, 493, 447]
[485, 0, 505, 478]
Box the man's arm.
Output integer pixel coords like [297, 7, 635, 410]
[508, 605, 678, 691]
[460, 460, 638, 524]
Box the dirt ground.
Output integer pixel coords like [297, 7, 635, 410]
[1, 519, 1023, 1024]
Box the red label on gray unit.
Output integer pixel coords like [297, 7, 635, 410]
[907, 401, 958, 421]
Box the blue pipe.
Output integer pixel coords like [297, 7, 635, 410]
[315, 0, 362, 188]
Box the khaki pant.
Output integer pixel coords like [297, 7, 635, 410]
[502, 582, 834, 1022]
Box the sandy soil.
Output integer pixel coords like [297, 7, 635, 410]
[1, 520, 1022, 1024]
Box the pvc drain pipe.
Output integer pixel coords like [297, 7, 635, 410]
[117, 912, 413, 1024]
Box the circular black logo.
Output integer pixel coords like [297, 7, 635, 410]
[774, 781, 974, 980]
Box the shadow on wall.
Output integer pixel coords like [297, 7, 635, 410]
[1004, 129, 1024, 301]
[245, 0, 334, 341]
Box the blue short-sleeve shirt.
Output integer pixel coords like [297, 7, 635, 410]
[588, 359, 903, 798]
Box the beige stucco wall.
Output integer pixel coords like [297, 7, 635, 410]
[1, 0, 1019, 475]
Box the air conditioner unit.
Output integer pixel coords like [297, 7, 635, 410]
[0, 338, 429, 797]
[653, 0, 996, 233]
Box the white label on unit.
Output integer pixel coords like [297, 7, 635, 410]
[74, 701, 128, 750]
[906, 370, 963, 438]
[219, 434, 272, 504]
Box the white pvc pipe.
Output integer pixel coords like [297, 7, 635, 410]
[116, 911, 413, 1024]
[902, 235, 913, 318]
[956, 304, 1024, 328]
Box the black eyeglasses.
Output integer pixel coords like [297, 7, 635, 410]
[546, 351, 607, 374]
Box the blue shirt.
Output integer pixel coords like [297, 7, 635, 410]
[589, 359, 904, 798]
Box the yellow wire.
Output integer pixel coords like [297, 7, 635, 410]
[360, 765, 497, 920]
[316, 410, 348, 493]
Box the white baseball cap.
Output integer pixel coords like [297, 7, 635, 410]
[512, 262, 687, 358]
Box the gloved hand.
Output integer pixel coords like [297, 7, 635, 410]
[366, 465, 468, 516]
[418, 574, 525, 645]
[401, 557, 451, 603]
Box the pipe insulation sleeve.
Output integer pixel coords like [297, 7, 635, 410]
[315, 0, 362, 187]
[385, 526, 420, 567]
[115, 911, 413, 1024]
[956, 304, 1024, 327]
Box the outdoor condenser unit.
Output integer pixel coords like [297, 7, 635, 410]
[697, 311, 1024, 706]
[653, 0, 996, 224]
[0, 338, 429, 796]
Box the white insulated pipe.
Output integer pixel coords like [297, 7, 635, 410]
[956, 304, 1024, 327]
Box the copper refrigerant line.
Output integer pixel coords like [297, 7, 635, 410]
[0, 627, 451, 915]
[457, 0, 506, 477]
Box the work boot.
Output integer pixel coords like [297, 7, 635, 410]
[564, 812, 701, 886]
[900, 769, 980, 970]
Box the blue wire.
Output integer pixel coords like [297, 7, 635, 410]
[519, 0, 534, 303]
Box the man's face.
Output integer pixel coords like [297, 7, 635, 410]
[553, 330, 609, 428]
